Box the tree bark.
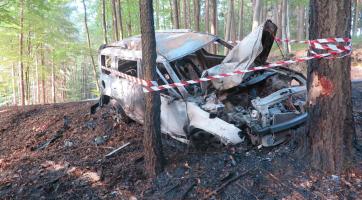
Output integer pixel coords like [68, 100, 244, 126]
[307, 0, 354, 173]
[139, 0, 165, 177]
[127, 0, 133, 36]
[101, 0, 108, 44]
[210, 0, 217, 53]
[183, 0, 187, 28]
[82, 0, 100, 93]
[252, 0, 262, 30]
[19, 0, 25, 106]
[238, 0, 244, 40]
[171, 0, 179, 29]
[194, 0, 200, 31]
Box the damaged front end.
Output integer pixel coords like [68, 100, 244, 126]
[185, 21, 307, 147]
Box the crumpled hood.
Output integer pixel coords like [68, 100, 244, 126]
[203, 20, 277, 91]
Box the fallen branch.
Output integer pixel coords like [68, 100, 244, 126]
[203, 169, 251, 199]
[105, 142, 131, 158]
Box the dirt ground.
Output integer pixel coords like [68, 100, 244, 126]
[1, 71, 362, 199]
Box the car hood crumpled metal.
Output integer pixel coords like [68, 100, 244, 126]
[107, 30, 218, 61]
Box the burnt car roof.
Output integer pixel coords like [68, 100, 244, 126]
[103, 30, 218, 62]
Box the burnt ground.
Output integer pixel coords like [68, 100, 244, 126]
[0, 82, 362, 199]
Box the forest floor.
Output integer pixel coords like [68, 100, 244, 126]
[0, 55, 362, 199]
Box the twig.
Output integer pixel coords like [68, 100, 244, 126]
[105, 142, 131, 158]
[203, 169, 251, 199]
[180, 180, 197, 200]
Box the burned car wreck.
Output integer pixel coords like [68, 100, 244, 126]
[96, 20, 307, 148]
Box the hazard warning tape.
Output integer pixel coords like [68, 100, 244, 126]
[100, 37, 352, 93]
[273, 37, 351, 44]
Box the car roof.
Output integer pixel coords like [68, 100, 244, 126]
[101, 30, 219, 62]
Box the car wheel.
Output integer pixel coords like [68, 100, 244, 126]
[110, 100, 133, 124]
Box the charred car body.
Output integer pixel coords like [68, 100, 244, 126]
[96, 20, 307, 147]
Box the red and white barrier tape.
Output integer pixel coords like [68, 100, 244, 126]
[101, 37, 352, 93]
[142, 48, 350, 93]
[273, 37, 351, 44]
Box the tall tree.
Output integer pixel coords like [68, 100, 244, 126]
[111, 0, 119, 41]
[19, 0, 25, 106]
[296, 5, 305, 40]
[205, 0, 210, 32]
[82, 0, 100, 92]
[238, 0, 244, 40]
[193, 0, 200, 31]
[116, 0, 124, 39]
[101, 0, 108, 44]
[210, 0, 217, 53]
[353, 0, 358, 36]
[281, 0, 290, 54]
[252, 0, 262, 30]
[306, 0, 354, 173]
[225, 0, 236, 46]
[139, 0, 165, 177]
[171, 0, 179, 29]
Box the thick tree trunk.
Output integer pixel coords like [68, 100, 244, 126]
[171, 0, 179, 29]
[19, 0, 25, 106]
[252, 0, 261, 30]
[307, 0, 354, 173]
[139, 0, 165, 177]
[186, 0, 191, 28]
[194, 0, 200, 31]
[210, 0, 217, 53]
[101, 0, 108, 44]
[238, 0, 244, 40]
[82, 0, 100, 93]
[183, 0, 187, 28]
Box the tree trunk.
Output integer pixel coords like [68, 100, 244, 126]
[35, 49, 39, 104]
[111, 0, 119, 41]
[307, 0, 354, 173]
[127, 0, 133, 36]
[282, 0, 290, 55]
[101, 0, 108, 44]
[194, 0, 200, 31]
[116, 0, 123, 39]
[155, 0, 160, 30]
[238, 0, 244, 40]
[277, 1, 283, 38]
[353, 0, 358, 36]
[205, 0, 210, 32]
[210, 0, 217, 53]
[19, 0, 25, 106]
[183, 0, 187, 28]
[51, 56, 56, 103]
[12, 63, 17, 105]
[41, 46, 45, 104]
[171, 0, 179, 29]
[82, 0, 100, 93]
[252, 0, 262, 30]
[297, 6, 305, 41]
[139, 0, 165, 177]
